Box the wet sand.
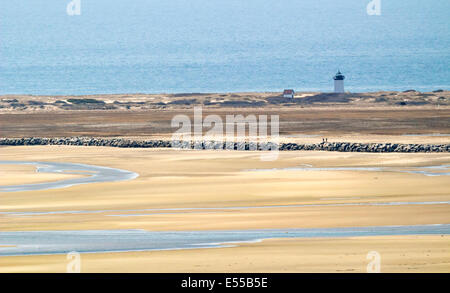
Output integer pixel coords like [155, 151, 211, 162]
[0, 161, 137, 192]
[1, 146, 449, 231]
[0, 146, 449, 272]
[2, 225, 448, 256]
[0, 235, 448, 273]
[0, 164, 85, 186]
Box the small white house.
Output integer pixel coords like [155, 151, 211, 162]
[333, 71, 345, 93]
[283, 89, 295, 98]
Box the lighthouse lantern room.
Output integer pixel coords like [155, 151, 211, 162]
[333, 71, 345, 93]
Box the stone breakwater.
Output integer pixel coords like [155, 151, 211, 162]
[1, 137, 449, 153]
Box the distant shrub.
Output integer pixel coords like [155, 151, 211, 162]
[433, 89, 444, 93]
[67, 98, 105, 104]
[221, 100, 266, 107]
[4, 99, 18, 103]
[407, 101, 428, 105]
[28, 100, 45, 105]
[10, 102, 26, 108]
[203, 100, 217, 105]
[375, 97, 387, 102]
[152, 102, 166, 106]
[168, 99, 197, 105]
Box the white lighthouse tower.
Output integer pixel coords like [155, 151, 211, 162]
[333, 70, 345, 93]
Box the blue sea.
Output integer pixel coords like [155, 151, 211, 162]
[0, 0, 449, 95]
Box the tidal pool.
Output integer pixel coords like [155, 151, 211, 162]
[0, 224, 448, 256]
[0, 161, 138, 192]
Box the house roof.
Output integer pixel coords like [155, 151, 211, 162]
[283, 89, 294, 94]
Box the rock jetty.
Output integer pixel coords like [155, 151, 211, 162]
[0, 137, 449, 153]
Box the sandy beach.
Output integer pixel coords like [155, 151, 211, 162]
[0, 145, 449, 272]
[1, 235, 448, 273]
[0, 164, 85, 186]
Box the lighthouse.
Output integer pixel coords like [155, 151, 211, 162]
[333, 70, 345, 93]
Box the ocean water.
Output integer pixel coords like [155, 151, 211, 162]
[0, 0, 449, 95]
